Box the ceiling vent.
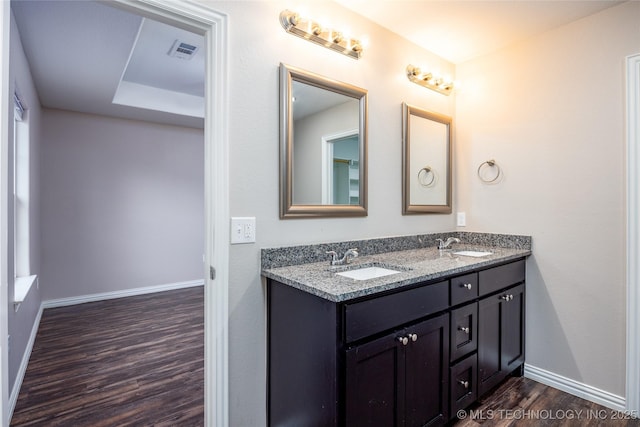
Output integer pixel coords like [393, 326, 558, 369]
[168, 39, 199, 60]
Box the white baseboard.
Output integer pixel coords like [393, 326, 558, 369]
[42, 279, 204, 309]
[8, 304, 43, 420]
[524, 363, 626, 411]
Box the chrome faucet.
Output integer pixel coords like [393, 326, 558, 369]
[436, 237, 460, 250]
[326, 248, 359, 266]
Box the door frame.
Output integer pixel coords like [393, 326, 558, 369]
[109, 1, 230, 425]
[626, 52, 640, 414]
[321, 129, 358, 204]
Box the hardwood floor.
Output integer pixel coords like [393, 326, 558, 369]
[10, 287, 204, 427]
[453, 376, 640, 426]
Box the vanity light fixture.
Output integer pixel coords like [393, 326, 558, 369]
[279, 10, 363, 59]
[406, 65, 454, 96]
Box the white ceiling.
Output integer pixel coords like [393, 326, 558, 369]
[337, 0, 624, 64]
[10, 1, 624, 129]
[11, 0, 204, 129]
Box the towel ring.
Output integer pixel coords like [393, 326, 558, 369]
[418, 166, 436, 187]
[477, 159, 502, 183]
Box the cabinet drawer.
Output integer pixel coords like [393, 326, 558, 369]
[478, 259, 525, 296]
[450, 303, 477, 362]
[450, 273, 478, 306]
[345, 281, 448, 343]
[450, 353, 477, 415]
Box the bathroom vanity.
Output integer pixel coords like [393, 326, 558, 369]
[262, 233, 531, 427]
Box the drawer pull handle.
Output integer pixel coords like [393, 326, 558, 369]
[462, 283, 472, 290]
[397, 336, 408, 346]
[409, 333, 418, 342]
[459, 380, 470, 389]
[501, 294, 514, 301]
[458, 326, 470, 334]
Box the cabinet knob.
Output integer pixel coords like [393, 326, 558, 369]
[458, 326, 470, 334]
[409, 333, 418, 342]
[397, 336, 408, 346]
[463, 283, 472, 290]
[459, 380, 470, 389]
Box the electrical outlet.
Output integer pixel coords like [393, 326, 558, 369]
[457, 212, 466, 227]
[231, 217, 256, 244]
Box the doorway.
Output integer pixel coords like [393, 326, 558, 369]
[322, 130, 360, 205]
[0, 1, 229, 425]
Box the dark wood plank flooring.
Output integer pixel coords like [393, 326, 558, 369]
[453, 376, 640, 426]
[10, 287, 204, 427]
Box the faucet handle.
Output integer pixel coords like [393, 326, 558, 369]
[326, 250, 338, 264]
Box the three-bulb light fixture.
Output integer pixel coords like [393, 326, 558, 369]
[279, 10, 363, 59]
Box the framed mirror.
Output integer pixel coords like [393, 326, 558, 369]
[402, 103, 452, 214]
[280, 63, 368, 218]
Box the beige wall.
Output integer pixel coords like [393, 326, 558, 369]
[40, 109, 204, 301]
[456, 1, 640, 397]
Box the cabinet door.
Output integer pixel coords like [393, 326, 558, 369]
[478, 284, 525, 396]
[404, 314, 450, 427]
[346, 333, 405, 427]
[345, 314, 450, 427]
[501, 284, 525, 374]
[478, 293, 501, 395]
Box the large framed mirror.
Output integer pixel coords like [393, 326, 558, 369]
[402, 103, 452, 214]
[280, 63, 368, 218]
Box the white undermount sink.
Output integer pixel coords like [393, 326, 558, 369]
[453, 250, 493, 257]
[336, 266, 401, 281]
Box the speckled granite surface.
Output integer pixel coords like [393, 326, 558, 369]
[261, 232, 531, 302]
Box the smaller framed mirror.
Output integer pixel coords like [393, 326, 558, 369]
[402, 103, 452, 214]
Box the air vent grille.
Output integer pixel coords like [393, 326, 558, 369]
[168, 39, 199, 60]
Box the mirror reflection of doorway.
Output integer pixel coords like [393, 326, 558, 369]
[324, 132, 359, 205]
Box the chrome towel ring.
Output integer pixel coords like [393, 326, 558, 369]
[477, 159, 502, 183]
[418, 166, 436, 187]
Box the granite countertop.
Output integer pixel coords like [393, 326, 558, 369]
[262, 243, 531, 303]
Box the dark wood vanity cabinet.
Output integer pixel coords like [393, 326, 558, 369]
[345, 314, 449, 427]
[267, 258, 526, 427]
[478, 283, 525, 396]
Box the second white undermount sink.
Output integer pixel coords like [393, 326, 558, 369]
[336, 266, 401, 281]
[453, 250, 493, 257]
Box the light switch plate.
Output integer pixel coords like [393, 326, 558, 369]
[231, 217, 256, 244]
